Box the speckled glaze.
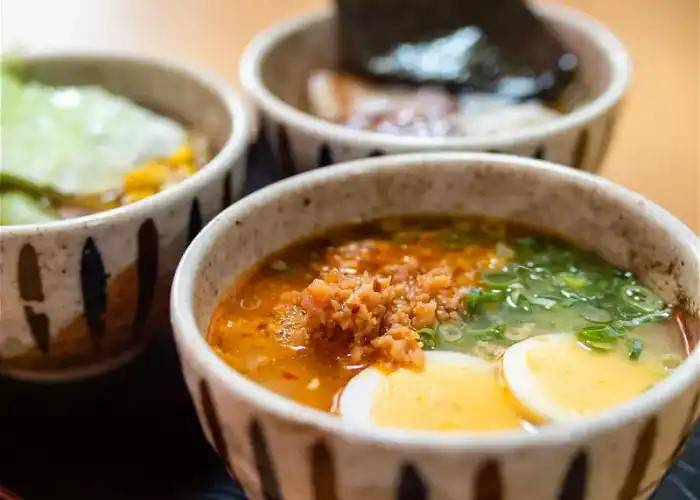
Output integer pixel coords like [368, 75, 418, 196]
[172, 153, 699, 500]
[240, 5, 631, 174]
[0, 53, 253, 381]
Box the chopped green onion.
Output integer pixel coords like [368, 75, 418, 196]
[578, 304, 613, 324]
[515, 237, 538, 251]
[620, 285, 664, 313]
[615, 309, 672, 329]
[437, 323, 463, 343]
[556, 272, 590, 289]
[481, 270, 518, 288]
[504, 322, 535, 342]
[576, 325, 622, 351]
[661, 354, 682, 371]
[464, 324, 505, 341]
[417, 327, 439, 350]
[462, 288, 505, 312]
[626, 338, 643, 361]
[527, 296, 557, 309]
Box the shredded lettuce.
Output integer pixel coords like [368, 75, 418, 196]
[0, 190, 58, 225]
[1, 71, 185, 196]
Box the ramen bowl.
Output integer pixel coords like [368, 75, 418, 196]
[171, 153, 698, 500]
[240, 4, 630, 174]
[0, 52, 253, 381]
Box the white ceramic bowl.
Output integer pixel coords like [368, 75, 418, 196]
[0, 53, 253, 381]
[172, 153, 699, 500]
[240, 4, 631, 174]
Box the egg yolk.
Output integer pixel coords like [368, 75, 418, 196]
[371, 363, 523, 431]
[525, 341, 666, 417]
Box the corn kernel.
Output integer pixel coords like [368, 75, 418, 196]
[123, 188, 156, 203]
[168, 144, 194, 165]
[124, 161, 170, 192]
[176, 163, 196, 176]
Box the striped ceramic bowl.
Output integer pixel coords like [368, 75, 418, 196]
[171, 153, 699, 500]
[240, 4, 631, 175]
[0, 53, 253, 381]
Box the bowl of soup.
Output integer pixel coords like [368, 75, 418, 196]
[172, 152, 698, 500]
[240, 4, 630, 174]
[0, 53, 253, 380]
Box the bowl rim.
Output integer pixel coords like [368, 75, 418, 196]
[172, 152, 699, 452]
[239, 3, 632, 151]
[2, 51, 253, 235]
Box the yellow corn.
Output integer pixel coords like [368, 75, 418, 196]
[168, 144, 194, 166]
[124, 161, 170, 192]
[121, 142, 199, 205]
[176, 163, 197, 176]
[123, 188, 156, 203]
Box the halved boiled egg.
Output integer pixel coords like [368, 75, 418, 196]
[502, 334, 666, 423]
[339, 351, 523, 431]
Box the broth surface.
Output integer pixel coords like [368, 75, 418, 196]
[208, 217, 687, 429]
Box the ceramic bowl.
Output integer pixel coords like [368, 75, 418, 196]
[240, 5, 631, 175]
[172, 153, 699, 500]
[0, 53, 253, 381]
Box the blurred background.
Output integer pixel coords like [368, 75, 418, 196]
[2, 0, 698, 231]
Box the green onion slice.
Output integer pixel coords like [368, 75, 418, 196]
[481, 270, 518, 288]
[626, 338, 644, 361]
[437, 323, 463, 343]
[578, 304, 613, 324]
[576, 325, 622, 351]
[620, 285, 664, 313]
[417, 327, 439, 349]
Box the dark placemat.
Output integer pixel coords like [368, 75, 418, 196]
[1, 140, 698, 500]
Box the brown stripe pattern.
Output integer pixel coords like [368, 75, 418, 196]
[23, 306, 50, 354]
[199, 379, 229, 467]
[250, 419, 282, 500]
[18, 243, 50, 353]
[318, 143, 334, 168]
[637, 391, 700, 497]
[397, 464, 427, 500]
[595, 113, 618, 167]
[668, 390, 700, 463]
[312, 442, 337, 500]
[80, 237, 107, 351]
[572, 129, 589, 170]
[221, 171, 233, 210]
[533, 145, 546, 160]
[618, 417, 658, 500]
[18, 243, 44, 301]
[558, 451, 588, 500]
[188, 198, 203, 244]
[475, 460, 503, 500]
[277, 125, 297, 178]
[132, 219, 159, 339]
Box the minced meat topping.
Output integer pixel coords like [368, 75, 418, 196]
[277, 240, 476, 368]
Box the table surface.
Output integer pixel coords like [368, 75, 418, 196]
[1, 142, 699, 500]
[3, 0, 699, 232]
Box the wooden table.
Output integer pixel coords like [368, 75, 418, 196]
[3, 0, 698, 232]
